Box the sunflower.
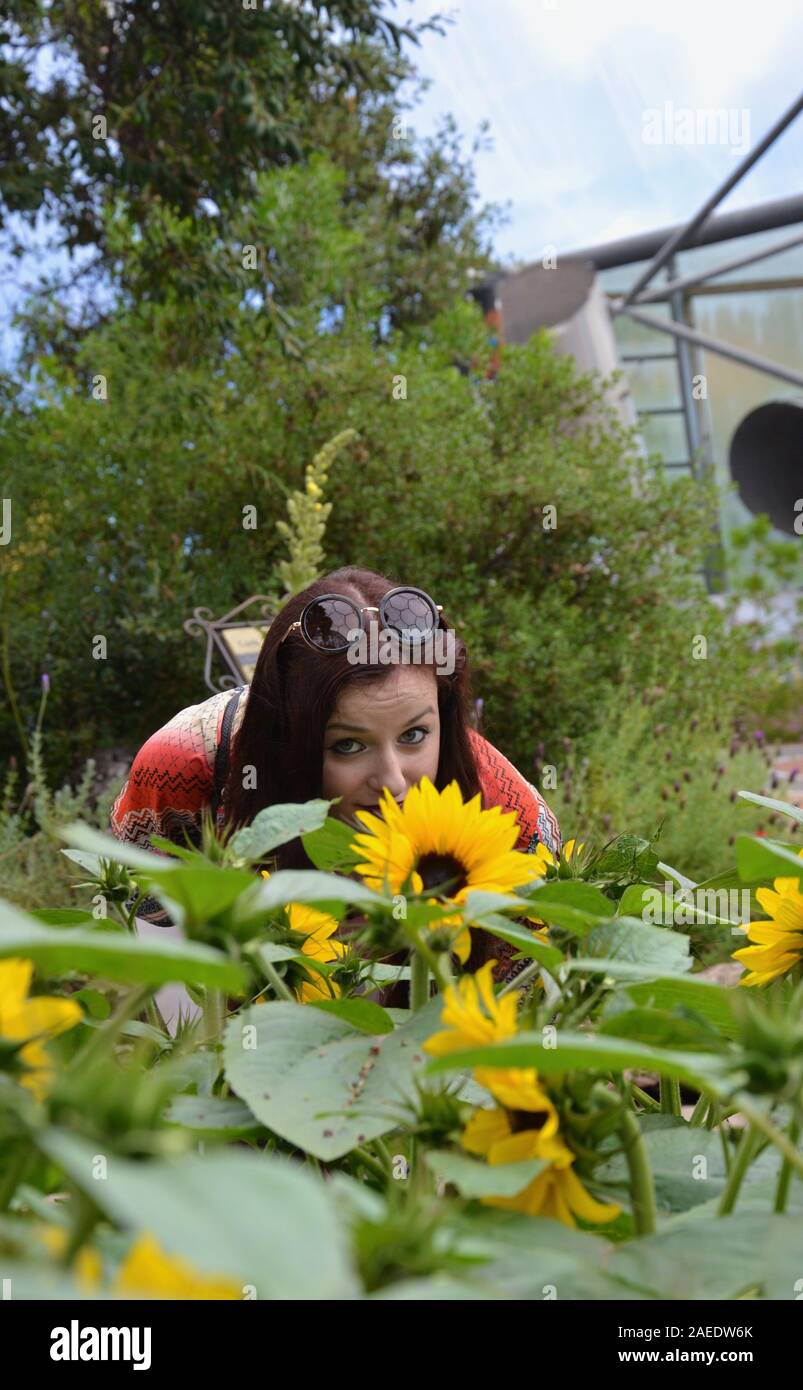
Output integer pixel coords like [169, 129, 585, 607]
[260, 872, 345, 1002]
[351, 778, 545, 960]
[41, 1228, 241, 1298]
[422, 960, 518, 1054]
[0, 958, 82, 1100]
[732, 849, 803, 987]
[461, 1068, 621, 1229]
[115, 1233, 242, 1299]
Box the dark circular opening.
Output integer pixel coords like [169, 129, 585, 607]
[729, 400, 803, 537]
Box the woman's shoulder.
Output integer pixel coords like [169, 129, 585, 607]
[467, 727, 561, 857]
[110, 685, 250, 848]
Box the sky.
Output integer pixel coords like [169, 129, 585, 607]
[397, 0, 803, 266]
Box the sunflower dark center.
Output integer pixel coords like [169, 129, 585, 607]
[416, 852, 468, 895]
[509, 1108, 549, 1134]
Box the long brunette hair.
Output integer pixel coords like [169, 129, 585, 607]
[222, 566, 483, 871]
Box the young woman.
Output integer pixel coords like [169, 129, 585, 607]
[110, 565, 561, 987]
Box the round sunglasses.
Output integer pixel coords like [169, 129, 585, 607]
[279, 586, 444, 654]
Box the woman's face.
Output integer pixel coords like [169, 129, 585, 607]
[322, 666, 441, 831]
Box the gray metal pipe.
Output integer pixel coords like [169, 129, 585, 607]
[561, 193, 803, 273]
[634, 229, 803, 304]
[615, 301, 803, 389]
[620, 91, 803, 306]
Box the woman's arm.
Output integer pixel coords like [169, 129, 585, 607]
[467, 727, 562, 857]
[466, 729, 562, 987]
[109, 689, 233, 924]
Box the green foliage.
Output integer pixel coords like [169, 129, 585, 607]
[546, 698, 780, 886]
[0, 798, 802, 1299]
[0, 0, 428, 269]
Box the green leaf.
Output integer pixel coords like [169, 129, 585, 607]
[607, 1209, 798, 1299]
[523, 881, 617, 918]
[309, 998, 394, 1034]
[72, 988, 112, 1020]
[595, 1120, 780, 1214]
[147, 836, 201, 862]
[37, 1129, 358, 1299]
[736, 835, 803, 885]
[31, 909, 99, 927]
[253, 939, 300, 965]
[578, 916, 691, 978]
[60, 823, 175, 873]
[657, 860, 697, 892]
[60, 849, 103, 875]
[598, 1007, 723, 1050]
[164, 1094, 264, 1138]
[302, 815, 362, 872]
[224, 995, 444, 1159]
[462, 890, 541, 920]
[737, 789, 803, 824]
[230, 799, 334, 862]
[465, 916, 563, 970]
[254, 868, 388, 914]
[424, 1148, 549, 1198]
[139, 865, 258, 930]
[616, 885, 655, 917]
[0, 897, 246, 991]
[620, 976, 739, 1038]
[424, 1030, 729, 1092]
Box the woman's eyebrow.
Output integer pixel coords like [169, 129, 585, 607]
[327, 705, 435, 734]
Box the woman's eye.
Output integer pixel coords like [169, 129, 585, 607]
[330, 727, 429, 755]
[331, 738, 363, 755]
[400, 726, 428, 745]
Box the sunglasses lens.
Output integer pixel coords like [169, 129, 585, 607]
[303, 598, 362, 651]
[382, 589, 438, 642]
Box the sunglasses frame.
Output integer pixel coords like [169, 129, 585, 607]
[280, 585, 444, 653]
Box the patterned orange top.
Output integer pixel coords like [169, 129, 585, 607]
[110, 684, 561, 931]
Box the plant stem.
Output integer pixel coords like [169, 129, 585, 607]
[773, 1116, 801, 1214]
[619, 1101, 657, 1235]
[202, 988, 227, 1044]
[660, 1076, 682, 1115]
[497, 957, 542, 998]
[69, 984, 154, 1071]
[734, 1094, 803, 1183]
[718, 1122, 760, 1216]
[410, 950, 430, 1011]
[261, 960, 295, 1002]
[373, 1136, 394, 1176]
[353, 1145, 388, 1184]
[689, 1092, 709, 1126]
[718, 1122, 733, 1177]
[594, 1084, 656, 1235]
[631, 1083, 661, 1113]
[403, 921, 450, 992]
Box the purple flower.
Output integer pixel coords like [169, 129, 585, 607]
[41, 672, 50, 693]
[753, 729, 765, 744]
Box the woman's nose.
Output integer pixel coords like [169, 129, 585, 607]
[366, 748, 407, 800]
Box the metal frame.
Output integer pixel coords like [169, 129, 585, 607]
[618, 91, 803, 308]
[184, 595, 276, 693]
[606, 89, 803, 390]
